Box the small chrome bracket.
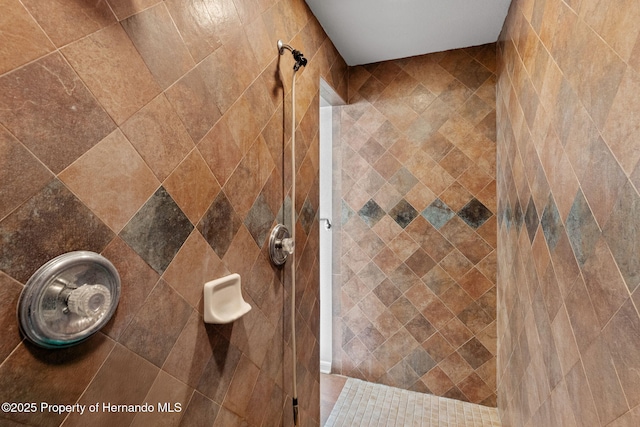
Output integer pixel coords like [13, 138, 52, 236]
[269, 224, 293, 266]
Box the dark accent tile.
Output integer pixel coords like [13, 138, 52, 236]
[245, 193, 275, 249]
[0, 53, 115, 173]
[0, 179, 115, 283]
[120, 187, 193, 274]
[389, 199, 418, 229]
[358, 199, 385, 228]
[300, 197, 315, 236]
[198, 192, 242, 259]
[119, 280, 192, 367]
[458, 198, 493, 230]
[541, 194, 562, 252]
[523, 196, 539, 242]
[603, 181, 640, 292]
[422, 198, 455, 229]
[513, 198, 524, 232]
[566, 189, 601, 266]
[458, 337, 493, 369]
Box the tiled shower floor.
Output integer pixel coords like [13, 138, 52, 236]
[322, 376, 501, 427]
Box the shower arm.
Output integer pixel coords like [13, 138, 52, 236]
[278, 40, 308, 71]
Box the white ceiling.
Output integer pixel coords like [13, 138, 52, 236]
[305, 0, 512, 66]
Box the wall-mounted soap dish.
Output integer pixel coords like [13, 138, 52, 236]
[203, 273, 251, 324]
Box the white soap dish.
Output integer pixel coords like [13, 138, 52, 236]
[203, 273, 251, 324]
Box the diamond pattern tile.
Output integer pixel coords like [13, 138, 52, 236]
[497, 0, 640, 423]
[338, 46, 497, 404]
[389, 199, 419, 228]
[458, 198, 493, 229]
[423, 198, 455, 229]
[0, 2, 348, 426]
[119, 186, 193, 274]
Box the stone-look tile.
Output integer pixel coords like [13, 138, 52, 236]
[162, 311, 216, 387]
[164, 0, 240, 63]
[604, 299, 640, 409]
[245, 193, 276, 248]
[163, 231, 226, 308]
[60, 130, 160, 233]
[21, 0, 115, 47]
[0, 0, 54, 75]
[389, 199, 419, 229]
[197, 120, 244, 187]
[164, 150, 221, 225]
[603, 181, 640, 292]
[498, 0, 640, 423]
[120, 187, 193, 274]
[64, 344, 159, 427]
[106, 0, 161, 20]
[223, 355, 260, 418]
[0, 272, 23, 363]
[223, 136, 275, 218]
[198, 192, 243, 259]
[179, 391, 220, 427]
[0, 127, 52, 221]
[197, 332, 243, 404]
[458, 198, 493, 229]
[101, 237, 160, 340]
[119, 280, 192, 367]
[120, 94, 195, 182]
[62, 24, 160, 125]
[0, 334, 114, 427]
[131, 371, 194, 427]
[1, 1, 347, 426]
[0, 53, 116, 173]
[122, 4, 196, 90]
[0, 180, 115, 283]
[422, 198, 455, 229]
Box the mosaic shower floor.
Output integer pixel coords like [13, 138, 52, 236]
[324, 378, 501, 427]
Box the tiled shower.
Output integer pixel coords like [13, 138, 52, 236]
[0, 0, 346, 426]
[333, 47, 498, 406]
[2, 0, 640, 426]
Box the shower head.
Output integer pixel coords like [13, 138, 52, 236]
[277, 40, 307, 71]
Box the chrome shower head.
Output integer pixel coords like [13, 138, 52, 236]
[277, 40, 307, 71]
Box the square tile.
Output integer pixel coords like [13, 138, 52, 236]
[119, 187, 193, 274]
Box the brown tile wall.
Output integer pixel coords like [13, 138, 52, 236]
[0, 1, 347, 426]
[335, 47, 498, 406]
[497, 0, 640, 426]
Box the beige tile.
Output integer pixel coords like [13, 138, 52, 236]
[62, 24, 161, 125]
[0, 0, 54, 75]
[59, 130, 160, 233]
[120, 94, 194, 181]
